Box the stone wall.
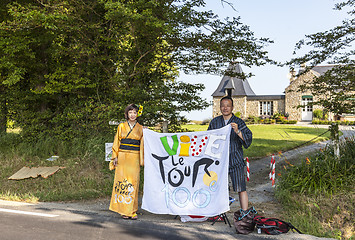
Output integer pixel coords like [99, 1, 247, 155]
[212, 97, 222, 118]
[233, 96, 247, 117]
[275, 99, 285, 115]
[285, 71, 313, 120]
[246, 100, 259, 117]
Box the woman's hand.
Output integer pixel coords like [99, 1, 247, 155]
[113, 157, 118, 166]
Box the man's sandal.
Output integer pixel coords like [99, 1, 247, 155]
[122, 215, 130, 220]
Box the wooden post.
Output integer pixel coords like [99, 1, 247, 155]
[162, 120, 168, 133]
[330, 123, 340, 159]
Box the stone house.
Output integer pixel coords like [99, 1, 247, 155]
[212, 63, 354, 121]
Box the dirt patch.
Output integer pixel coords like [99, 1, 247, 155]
[238, 156, 284, 217]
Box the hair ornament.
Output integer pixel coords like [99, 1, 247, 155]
[137, 105, 143, 116]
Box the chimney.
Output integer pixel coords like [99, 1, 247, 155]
[289, 68, 296, 82]
[299, 63, 307, 74]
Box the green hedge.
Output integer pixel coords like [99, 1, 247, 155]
[245, 119, 297, 125]
[312, 120, 355, 125]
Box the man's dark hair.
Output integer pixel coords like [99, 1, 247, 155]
[220, 96, 233, 106]
[124, 104, 139, 120]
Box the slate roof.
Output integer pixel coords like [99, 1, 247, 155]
[212, 63, 256, 97]
[310, 65, 337, 77]
[247, 95, 285, 100]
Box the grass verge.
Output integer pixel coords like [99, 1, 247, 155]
[276, 137, 355, 239]
[0, 133, 114, 202]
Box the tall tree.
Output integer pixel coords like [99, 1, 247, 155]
[288, 0, 354, 115]
[0, 0, 273, 139]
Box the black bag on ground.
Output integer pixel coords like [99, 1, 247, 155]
[233, 207, 257, 234]
[253, 216, 302, 235]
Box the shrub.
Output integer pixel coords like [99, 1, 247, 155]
[245, 115, 260, 125]
[272, 112, 283, 119]
[201, 118, 211, 125]
[276, 116, 286, 123]
[281, 120, 297, 124]
[259, 115, 270, 120]
[312, 120, 319, 124]
[235, 112, 242, 118]
[313, 109, 323, 119]
[312, 120, 354, 125]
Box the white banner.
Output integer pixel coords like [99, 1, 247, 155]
[142, 125, 231, 216]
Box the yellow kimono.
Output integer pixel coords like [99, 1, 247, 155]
[109, 121, 144, 217]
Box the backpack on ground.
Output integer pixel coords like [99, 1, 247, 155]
[253, 216, 302, 235]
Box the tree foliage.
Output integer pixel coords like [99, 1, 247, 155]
[0, 0, 273, 139]
[288, 0, 354, 115]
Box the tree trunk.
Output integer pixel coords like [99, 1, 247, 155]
[0, 97, 7, 134]
[162, 120, 168, 133]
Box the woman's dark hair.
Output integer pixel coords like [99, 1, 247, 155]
[124, 104, 139, 120]
[220, 96, 233, 106]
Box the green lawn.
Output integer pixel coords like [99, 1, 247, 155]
[182, 124, 331, 158]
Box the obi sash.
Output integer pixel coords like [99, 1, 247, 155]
[119, 138, 140, 151]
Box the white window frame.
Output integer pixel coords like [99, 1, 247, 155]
[260, 101, 274, 115]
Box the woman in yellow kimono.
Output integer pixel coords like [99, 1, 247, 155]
[109, 104, 144, 220]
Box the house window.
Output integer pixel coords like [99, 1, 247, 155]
[260, 101, 273, 115]
[302, 96, 313, 112]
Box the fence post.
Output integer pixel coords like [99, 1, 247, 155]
[329, 123, 340, 158]
[162, 120, 168, 133]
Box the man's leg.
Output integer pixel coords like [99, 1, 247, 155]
[238, 191, 248, 211]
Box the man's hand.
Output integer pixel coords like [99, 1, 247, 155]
[231, 123, 239, 134]
[231, 123, 244, 141]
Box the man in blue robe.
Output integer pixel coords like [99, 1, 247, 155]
[208, 96, 252, 211]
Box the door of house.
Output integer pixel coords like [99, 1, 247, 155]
[301, 96, 313, 121]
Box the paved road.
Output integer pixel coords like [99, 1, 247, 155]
[0, 199, 334, 240]
[0, 200, 197, 240]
